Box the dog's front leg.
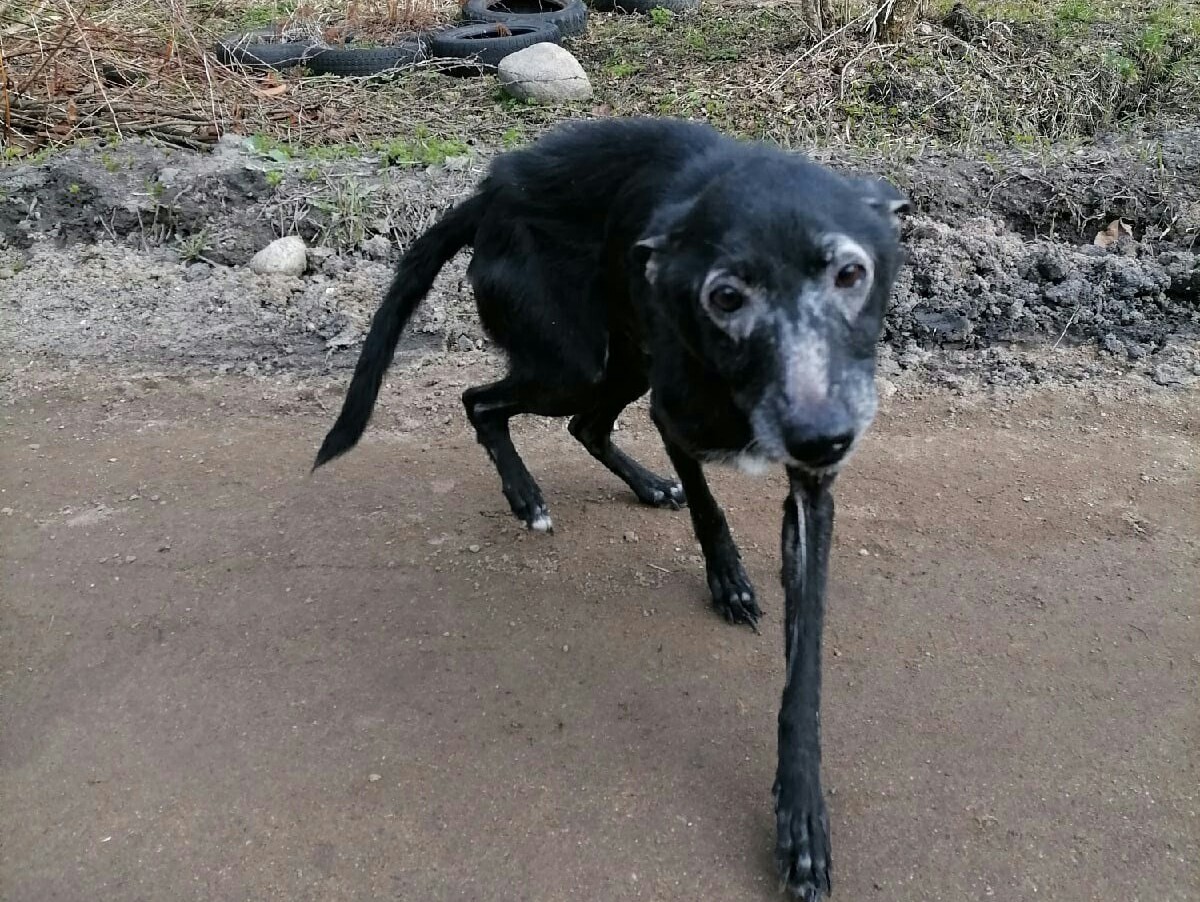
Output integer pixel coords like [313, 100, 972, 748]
[657, 434, 761, 628]
[774, 469, 836, 900]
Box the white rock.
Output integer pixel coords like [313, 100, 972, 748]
[497, 44, 592, 104]
[249, 236, 307, 277]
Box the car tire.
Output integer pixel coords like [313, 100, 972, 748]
[428, 22, 562, 74]
[212, 27, 320, 69]
[307, 39, 429, 77]
[460, 0, 588, 38]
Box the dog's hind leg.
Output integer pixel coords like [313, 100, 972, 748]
[568, 368, 686, 509]
[657, 430, 761, 629]
[463, 374, 593, 533]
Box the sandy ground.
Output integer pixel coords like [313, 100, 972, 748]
[2, 360, 1197, 901]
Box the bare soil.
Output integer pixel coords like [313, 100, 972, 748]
[1, 109, 1198, 901]
[1, 360, 1197, 901]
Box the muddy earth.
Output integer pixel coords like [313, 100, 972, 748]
[1, 131, 1198, 901]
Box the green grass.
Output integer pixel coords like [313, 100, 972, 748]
[243, 128, 467, 168]
[235, 1, 299, 28]
[500, 127, 527, 149]
[371, 130, 469, 166]
[1056, 0, 1098, 25]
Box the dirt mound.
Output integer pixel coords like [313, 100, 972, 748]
[891, 217, 1198, 353]
[1, 132, 1196, 389]
[875, 127, 1200, 250]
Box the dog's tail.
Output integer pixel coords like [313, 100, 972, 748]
[312, 193, 486, 470]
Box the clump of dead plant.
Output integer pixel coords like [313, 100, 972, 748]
[0, 0, 452, 158]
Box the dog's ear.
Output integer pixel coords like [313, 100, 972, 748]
[632, 234, 668, 285]
[854, 176, 911, 230]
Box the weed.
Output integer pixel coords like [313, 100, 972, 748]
[266, 169, 285, 188]
[1056, 0, 1097, 25]
[649, 7, 674, 27]
[246, 133, 293, 163]
[371, 128, 469, 167]
[178, 229, 212, 263]
[237, 1, 299, 29]
[607, 59, 641, 77]
[501, 127, 526, 148]
[313, 178, 376, 247]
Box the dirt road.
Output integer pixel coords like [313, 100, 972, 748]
[2, 361, 1196, 901]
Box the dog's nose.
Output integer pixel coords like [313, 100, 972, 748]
[783, 428, 855, 469]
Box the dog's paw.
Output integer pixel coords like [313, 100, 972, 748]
[635, 474, 687, 510]
[706, 557, 760, 628]
[524, 504, 554, 534]
[528, 510, 554, 532]
[774, 780, 832, 901]
[501, 484, 553, 534]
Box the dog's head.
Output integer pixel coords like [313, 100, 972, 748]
[634, 151, 909, 473]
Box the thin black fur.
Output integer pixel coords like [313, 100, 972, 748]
[313, 117, 909, 899]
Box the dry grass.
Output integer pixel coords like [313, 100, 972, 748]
[1, 0, 1196, 160]
[0, 0, 456, 156]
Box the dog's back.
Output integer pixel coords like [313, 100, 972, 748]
[483, 117, 726, 228]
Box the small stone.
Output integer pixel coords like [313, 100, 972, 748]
[249, 236, 307, 277]
[859, 548, 869, 556]
[468, 544, 481, 553]
[360, 234, 392, 261]
[368, 773, 382, 782]
[562, 644, 570, 652]
[124, 555, 136, 564]
[185, 262, 212, 282]
[443, 154, 471, 172]
[1102, 333, 1125, 356]
[623, 531, 639, 543]
[876, 377, 897, 399]
[455, 334, 475, 353]
[498, 44, 593, 104]
[1152, 364, 1189, 387]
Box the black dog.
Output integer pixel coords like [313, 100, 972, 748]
[314, 117, 908, 900]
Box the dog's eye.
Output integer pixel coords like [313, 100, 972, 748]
[835, 263, 867, 289]
[708, 284, 746, 313]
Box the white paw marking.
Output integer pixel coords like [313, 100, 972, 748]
[529, 514, 553, 533]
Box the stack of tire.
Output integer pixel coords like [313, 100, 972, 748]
[213, 0, 590, 78]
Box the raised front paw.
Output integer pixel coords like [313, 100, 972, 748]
[635, 474, 687, 509]
[774, 779, 832, 901]
[706, 554, 760, 628]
